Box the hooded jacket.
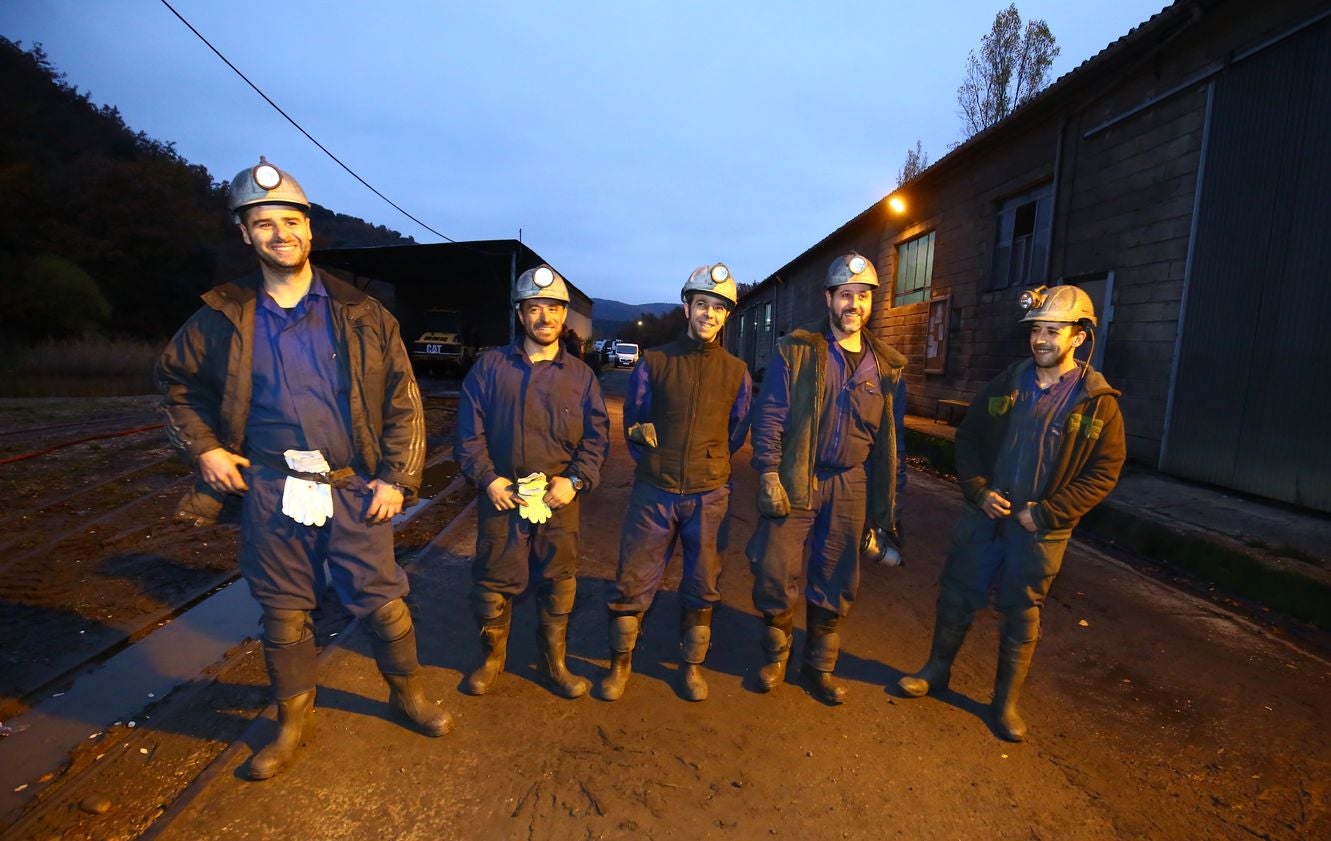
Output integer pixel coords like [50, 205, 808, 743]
[955, 359, 1125, 533]
[751, 319, 906, 532]
[157, 269, 426, 525]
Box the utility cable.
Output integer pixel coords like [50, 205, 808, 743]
[158, 0, 455, 242]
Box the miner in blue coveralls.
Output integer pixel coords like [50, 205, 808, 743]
[749, 252, 907, 705]
[158, 158, 451, 782]
[595, 264, 752, 703]
[453, 265, 610, 700]
[897, 286, 1125, 741]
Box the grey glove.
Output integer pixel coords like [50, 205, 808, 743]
[758, 471, 790, 519]
[627, 422, 659, 448]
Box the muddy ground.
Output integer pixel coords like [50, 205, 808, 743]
[0, 388, 471, 840]
[6, 376, 1331, 840]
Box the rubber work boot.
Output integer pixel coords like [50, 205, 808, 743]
[383, 672, 454, 736]
[537, 614, 591, 699]
[462, 603, 512, 696]
[596, 613, 640, 701]
[898, 621, 970, 698]
[992, 636, 1036, 742]
[756, 611, 794, 693]
[800, 604, 847, 705]
[678, 607, 713, 702]
[249, 689, 315, 781]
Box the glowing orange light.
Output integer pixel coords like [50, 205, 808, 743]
[888, 195, 907, 214]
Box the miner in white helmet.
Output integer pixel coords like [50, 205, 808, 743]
[898, 284, 1125, 742]
[748, 252, 907, 705]
[453, 265, 610, 700]
[596, 263, 752, 702]
[158, 158, 451, 781]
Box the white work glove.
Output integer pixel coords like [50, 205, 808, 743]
[281, 449, 334, 527]
[516, 472, 552, 525]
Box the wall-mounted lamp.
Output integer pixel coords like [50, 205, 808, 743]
[887, 194, 907, 215]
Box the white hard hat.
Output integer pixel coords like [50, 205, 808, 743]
[227, 156, 310, 222]
[826, 252, 879, 289]
[682, 263, 738, 308]
[513, 264, 571, 305]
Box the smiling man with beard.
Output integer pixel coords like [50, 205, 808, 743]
[454, 265, 609, 700]
[748, 253, 906, 705]
[897, 285, 1125, 742]
[596, 264, 751, 703]
[158, 158, 450, 781]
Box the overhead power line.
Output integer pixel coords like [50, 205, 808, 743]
[158, 0, 455, 242]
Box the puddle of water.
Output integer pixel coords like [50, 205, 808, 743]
[0, 580, 258, 821]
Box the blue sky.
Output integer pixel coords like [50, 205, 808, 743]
[1, 1, 1169, 302]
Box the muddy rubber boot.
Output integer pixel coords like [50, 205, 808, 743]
[249, 689, 315, 781]
[800, 604, 847, 706]
[384, 672, 454, 736]
[677, 607, 713, 702]
[537, 613, 591, 699]
[992, 636, 1036, 742]
[462, 601, 512, 696]
[898, 621, 970, 698]
[756, 611, 793, 693]
[596, 613, 640, 702]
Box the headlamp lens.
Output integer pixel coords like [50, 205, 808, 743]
[253, 164, 282, 190]
[848, 255, 867, 275]
[1019, 290, 1039, 311]
[710, 264, 729, 284]
[533, 266, 555, 288]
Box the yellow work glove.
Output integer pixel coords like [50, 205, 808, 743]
[516, 472, 552, 525]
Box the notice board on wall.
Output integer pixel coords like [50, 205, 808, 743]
[924, 294, 950, 375]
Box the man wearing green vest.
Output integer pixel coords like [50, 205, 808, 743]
[749, 252, 906, 705]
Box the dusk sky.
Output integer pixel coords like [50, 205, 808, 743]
[2, 1, 1169, 303]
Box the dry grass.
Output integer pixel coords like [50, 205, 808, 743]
[1, 337, 162, 397]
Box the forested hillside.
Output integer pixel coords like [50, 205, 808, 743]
[0, 38, 412, 345]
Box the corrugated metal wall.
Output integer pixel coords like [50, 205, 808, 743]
[1163, 16, 1331, 511]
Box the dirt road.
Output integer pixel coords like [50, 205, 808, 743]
[145, 376, 1331, 841]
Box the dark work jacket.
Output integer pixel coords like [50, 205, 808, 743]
[453, 341, 610, 493]
[955, 359, 1126, 535]
[625, 335, 752, 494]
[751, 319, 906, 532]
[157, 269, 426, 525]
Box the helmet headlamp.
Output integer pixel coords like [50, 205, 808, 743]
[1019, 286, 1047, 312]
[710, 264, 730, 284]
[848, 255, 868, 275]
[253, 160, 282, 190]
[533, 266, 555, 288]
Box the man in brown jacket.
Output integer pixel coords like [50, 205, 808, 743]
[898, 285, 1125, 742]
[157, 158, 450, 781]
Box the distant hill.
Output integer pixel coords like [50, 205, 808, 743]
[592, 298, 678, 335]
[0, 37, 412, 344]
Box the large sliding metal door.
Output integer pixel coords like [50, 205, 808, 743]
[1163, 17, 1331, 511]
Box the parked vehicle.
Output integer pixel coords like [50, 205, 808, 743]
[410, 309, 475, 376]
[613, 342, 640, 368]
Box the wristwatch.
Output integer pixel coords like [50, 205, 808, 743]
[567, 473, 586, 493]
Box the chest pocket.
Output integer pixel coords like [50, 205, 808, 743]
[847, 377, 885, 433]
[554, 401, 582, 446]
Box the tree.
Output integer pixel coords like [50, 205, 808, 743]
[956, 4, 1060, 138]
[897, 140, 929, 186]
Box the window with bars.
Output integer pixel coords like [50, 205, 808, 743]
[894, 230, 935, 306]
[990, 184, 1052, 290]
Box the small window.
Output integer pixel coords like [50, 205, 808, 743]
[894, 231, 935, 306]
[990, 185, 1052, 290]
[763, 302, 773, 331]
